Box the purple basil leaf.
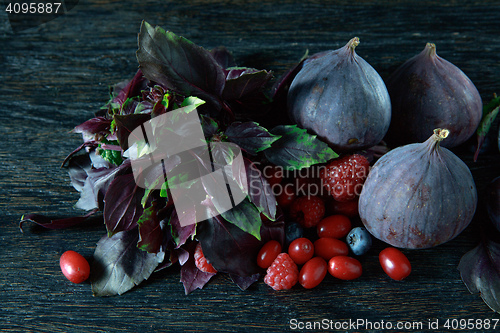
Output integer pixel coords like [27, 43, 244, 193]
[225, 90, 272, 120]
[194, 146, 263, 239]
[474, 94, 500, 162]
[104, 173, 145, 236]
[89, 150, 115, 169]
[210, 46, 236, 69]
[72, 117, 112, 137]
[222, 68, 272, 101]
[76, 167, 118, 211]
[113, 113, 151, 151]
[91, 229, 165, 296]
[220, 199, 262, 241]
[180, 242, 216, 295]
[264, 59, 306, 128]
[176, 246, 190, 266]
[111, 69, 149, 107]
[196, 212, 284, 277]
[74, 158, 131, 211]
[19, 209, 98, 231]
[154, 219, 177, 271]
[225, 121, 280, 155]
[270, 58, 305, 101]
[225, 67, 259, 80]
[169, 208, 196, 248]
[140, 154, 182, 207]
[119, 97, 143, 116]
[67, 153, 92, 192]
[137, 202, 163, 254]
[265, 125, 337, 170]
[243, 157, 277, 220]
[262, 210, 286, 246]
[61, 141, 98, 167]
[200, 114, 219, 139]
[458, 238, 500, 313]
[136, 21, 226, 109]
[458, 239, 500, 313]
[229, 273, 260, 291]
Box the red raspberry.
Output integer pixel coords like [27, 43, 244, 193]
[289, 195, 325, 228]
[264, 253, 299, 290]
[319, 154, 370, 202]
[194, 243, 217, 274]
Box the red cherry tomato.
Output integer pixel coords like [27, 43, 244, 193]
[60, 250, 90, 284]
[299, 257, 327, 289]
[379, 247, 411, 281]
[314, 237, 349, 261]
[288, 238, 314, 265]
[317, 215, 352, 239]
[328, 255, 362, 280]
[257, 240, 282, 269]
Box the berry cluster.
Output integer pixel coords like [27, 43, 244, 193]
[259, 154, 411, 290]
[261, 213, 365, 290]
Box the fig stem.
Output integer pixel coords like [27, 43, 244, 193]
[433, 128, 450, 142]
[424, 43, 437, 57]
[347, 37, 360, 51]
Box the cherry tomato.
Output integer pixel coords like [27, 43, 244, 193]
[328, 255, 362, 280]
[314, 237, 349, 261]
[288, 238, 314, 265]
[59, 250, 90, 284]
[379, 247, 411, 281]
[299, 257, 327, 289]
[257, 240, 282, 269]
[317, 215, 352, 239]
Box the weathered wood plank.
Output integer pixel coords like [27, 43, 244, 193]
[1, 1, 499, 332]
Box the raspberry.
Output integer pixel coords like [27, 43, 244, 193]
[289, 195, 325, 228]
[264, 253, 299, 290]
[319, 154, 370, 202]
[194, 243, 217, 274]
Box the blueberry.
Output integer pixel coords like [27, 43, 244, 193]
[285, 222, 304, 247]
[346, 227, 372, 256]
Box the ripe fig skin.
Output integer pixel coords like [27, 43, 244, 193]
[287, 37, 391, 153]
[358, 129, 478, 249]
[385, 43, 482, 148]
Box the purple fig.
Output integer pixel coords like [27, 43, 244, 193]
[287, 37, 391, 152]
[359, 128, 477, 249]
[385, 43, 482, 148]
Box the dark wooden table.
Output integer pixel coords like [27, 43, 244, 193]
[1, 1, 500, 332]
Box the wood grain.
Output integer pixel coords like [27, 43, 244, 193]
[1, 1, 499, 332]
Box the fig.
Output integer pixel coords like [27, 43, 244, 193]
[385, 43, 482, 148]
[486, 176, 500, 232]
[359, 129, 477, 249]
[287, 37, 391, 152]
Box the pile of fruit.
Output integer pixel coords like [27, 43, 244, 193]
[256, 154, 411, 290]
[19, 21, 499, 312]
